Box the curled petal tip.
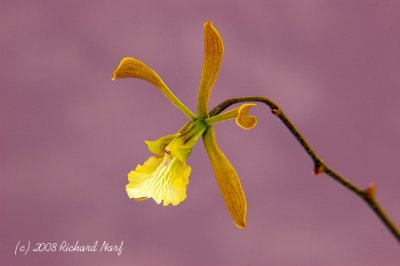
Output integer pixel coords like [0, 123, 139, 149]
[236, 104, 257, 130]
[112, 56, 160, 82]
[112, 57, 134, 80]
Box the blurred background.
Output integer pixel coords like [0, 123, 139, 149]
[1, 0, 400, 265]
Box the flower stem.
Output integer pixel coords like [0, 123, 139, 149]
[210, 96, 400, 244]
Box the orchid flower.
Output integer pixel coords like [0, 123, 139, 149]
[113, 21, 257, 228]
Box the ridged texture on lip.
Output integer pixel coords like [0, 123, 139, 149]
[126, 155, 191, 207]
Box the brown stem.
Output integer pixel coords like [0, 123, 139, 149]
[209, 96, 400, 244]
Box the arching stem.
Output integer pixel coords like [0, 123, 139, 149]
[210, 96, 400, 244]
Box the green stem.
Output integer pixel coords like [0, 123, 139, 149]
[205, 107, 239, 126]
[210, 96, 400, 244]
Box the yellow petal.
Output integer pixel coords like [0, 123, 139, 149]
[197, 21, 224, 118]
[126, 156, 191, 206]
[145, 134, 179, 156]
[204, 104, 257, 129]
[166, 120, 207, 161]
[236, 104, 257, 129]
[202, 127, 247, 228]
[113, 57, 196, 120]
[133, 197, 149, 201]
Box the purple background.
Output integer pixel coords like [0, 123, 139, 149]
[1, 0, 400, 265]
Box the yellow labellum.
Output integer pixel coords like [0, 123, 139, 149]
[126, 120, 206, 206]
[126, 156, 191, 206]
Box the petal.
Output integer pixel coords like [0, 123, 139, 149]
[126, 156, 191, 206]
[145, 134, 179, 156]
[236, 104, 257, 129]
[204, 104, 257, 129]
[133, 197, 149, 201]
[202, 127, 247, 228]
[113, 57, 196, 120]
[197, 21, 224, 118]
[167, 120, 207, 161]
